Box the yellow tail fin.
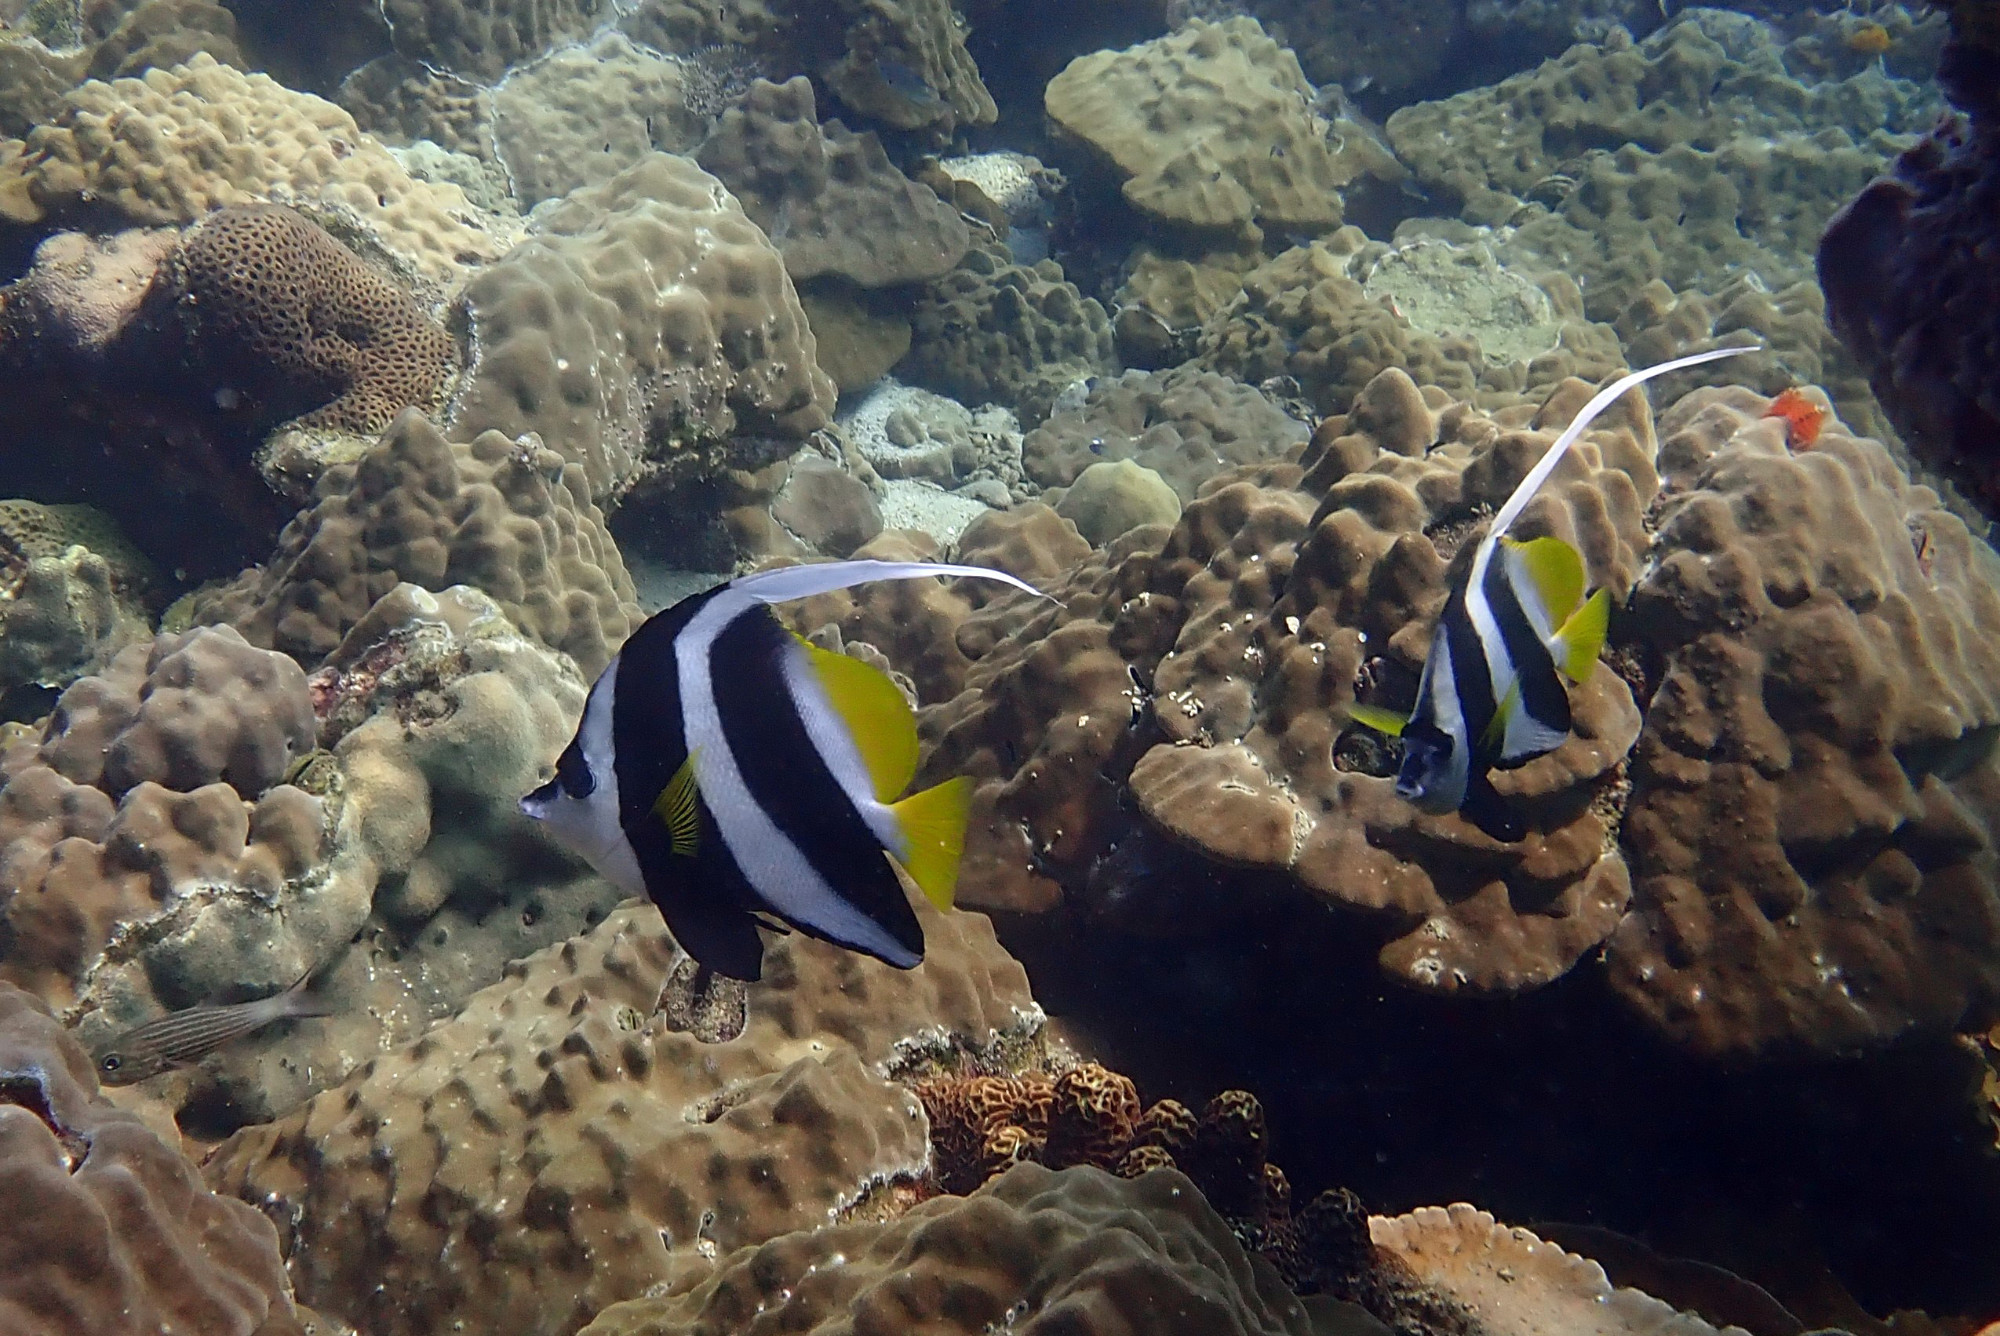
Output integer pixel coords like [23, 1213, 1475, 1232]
[1554, 588, 1610, 681]
[888, 775, 973, 911]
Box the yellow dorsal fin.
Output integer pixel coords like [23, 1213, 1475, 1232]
[887, 776, 972, 910]
[1348, 703, 1410, 737]
[1503, 535, 1586, 626]
[1553, 587, 1611, 681]
[653, 751, 702, 857]
[792, 633, 918, 803]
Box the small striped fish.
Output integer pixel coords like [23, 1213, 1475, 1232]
[95, 971, 335, 1086]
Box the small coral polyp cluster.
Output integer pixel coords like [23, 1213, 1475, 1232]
[0, 0, 1993, 1332]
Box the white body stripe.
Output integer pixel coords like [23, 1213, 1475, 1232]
[1422, 630, 1471, 810]
[522, 658, 647, 899]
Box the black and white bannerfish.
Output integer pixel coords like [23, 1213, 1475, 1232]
[521, 559, 1045, 982]
[1349, 345, 1757, 841]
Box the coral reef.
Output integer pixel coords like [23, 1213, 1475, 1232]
[1607, 387, 2000, 1056]
[575, 1164, 1316, 1336]
[903, 245, 1115, 425]
[335, 54, 495, 162]
[1045, 17, 1349, 236]
[492, 31, 709, 209]
[190, 410, 637, 679]
[1054, 459, 1183, 546]
[0, 500, 150, 700]
[378, 0, 604, 83]
[0, 626, 324, 1011]
[1022, 365, 1310, 501]
[448, 152, 834, 504]
[0, 981, 305, 1336]
[83, 0, 242, 80]
[205, 897, 1038, 1336]
[0, 53, 515, 285]
[695, 76, 969, 288]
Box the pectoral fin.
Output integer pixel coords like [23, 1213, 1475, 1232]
[1349, 703, 1410, 737]
[652, 752, 702, 857]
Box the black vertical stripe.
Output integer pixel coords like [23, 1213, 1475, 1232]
[707, 606, 924, 961]
[1480, 556, 1572, 742]
[611, 589, 767, 981]
[1435, 585, 1496, 757]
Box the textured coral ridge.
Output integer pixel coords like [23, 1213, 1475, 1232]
[0, 982, 303, 1336]
[448, 152, 835, 503]
[1, 53, 513, 284]
[205, 899, 1039, 1336]
[925, 366, 1653, 994]
[193, 410, 638, 679]
[577, 1163, 1317, 1336]
[1609, 387, 2000, 1056]
[0, 626, 323, 1011]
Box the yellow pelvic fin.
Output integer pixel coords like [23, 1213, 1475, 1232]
[653, 751, 702, 857]
[793, 634, 918, 803]
[1348, 703, 1410, 737]
[1503, 535, 1586, 626]
[887, 775, 973, 911]
[1553, 587, 1611, 681]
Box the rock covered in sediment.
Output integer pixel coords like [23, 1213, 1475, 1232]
[205, 898, 1039, 1336]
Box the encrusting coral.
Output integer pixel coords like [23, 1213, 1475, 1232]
[0, 982, 306, 1336]
[204, 898, 1040, 1336]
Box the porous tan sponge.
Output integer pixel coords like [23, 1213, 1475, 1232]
[162, 205, 456, 433]
[2, 53, 514, 284]
[0, 627, 321, 1009]
[0, 983, 304, 1336]
[1045, 17, 1346, 234]
[1608, 387, 2000, 1056]
[695, 76, 969, 288]
[921, 367, 1655, 992]
[192, 409, 638, 677]
[204, 899, 1039, 1336]
[449, 152, 835, 503]
[578, 1164, 1314, 1336]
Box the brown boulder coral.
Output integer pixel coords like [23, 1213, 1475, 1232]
[190, 409, 638, 679]
[921, 367, 1656, 993]
[1608, 387, 2000, 1057]
[0, 982, 305, 1336]
[448, 151, 834, 506]
[205, 898, 1039, 1336]
[574, 1164, 1317, 1336]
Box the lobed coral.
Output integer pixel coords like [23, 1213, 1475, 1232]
[1607, 387, 2000, 1056]
[0, 53, 515, 285]
[448, 152, 834, 505]
[0, 982, 305, 1336]
[1045, 17, 1350, 236]
[0, 500, 150, 699]
[378, 0, 605, 83]
[205, 897, 1039, 1336]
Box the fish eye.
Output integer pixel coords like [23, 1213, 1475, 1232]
[99, 1054, 120, 1073]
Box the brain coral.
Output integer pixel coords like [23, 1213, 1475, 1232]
[0, 626, 325, 1012]
[1045, 17, 1349, 235]
[1022, 365, 1310, 501]
[902, 244, 1115, 425]
[0, 982, 304, 1336]
[1607, 387, 2000, 1056]
[204, 898, 1039, 1336]
[0, 54, 515, 286]
[492, 31, 710, 209]
[575, 1164, 1316, 1336]
[191, 409, 638, 678]
[150, 204, 457, 435]
[695, 76, 969, 288]
[448, 151, 835, 503]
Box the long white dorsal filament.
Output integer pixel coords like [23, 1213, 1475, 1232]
[1482, 345, 1760, 551]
